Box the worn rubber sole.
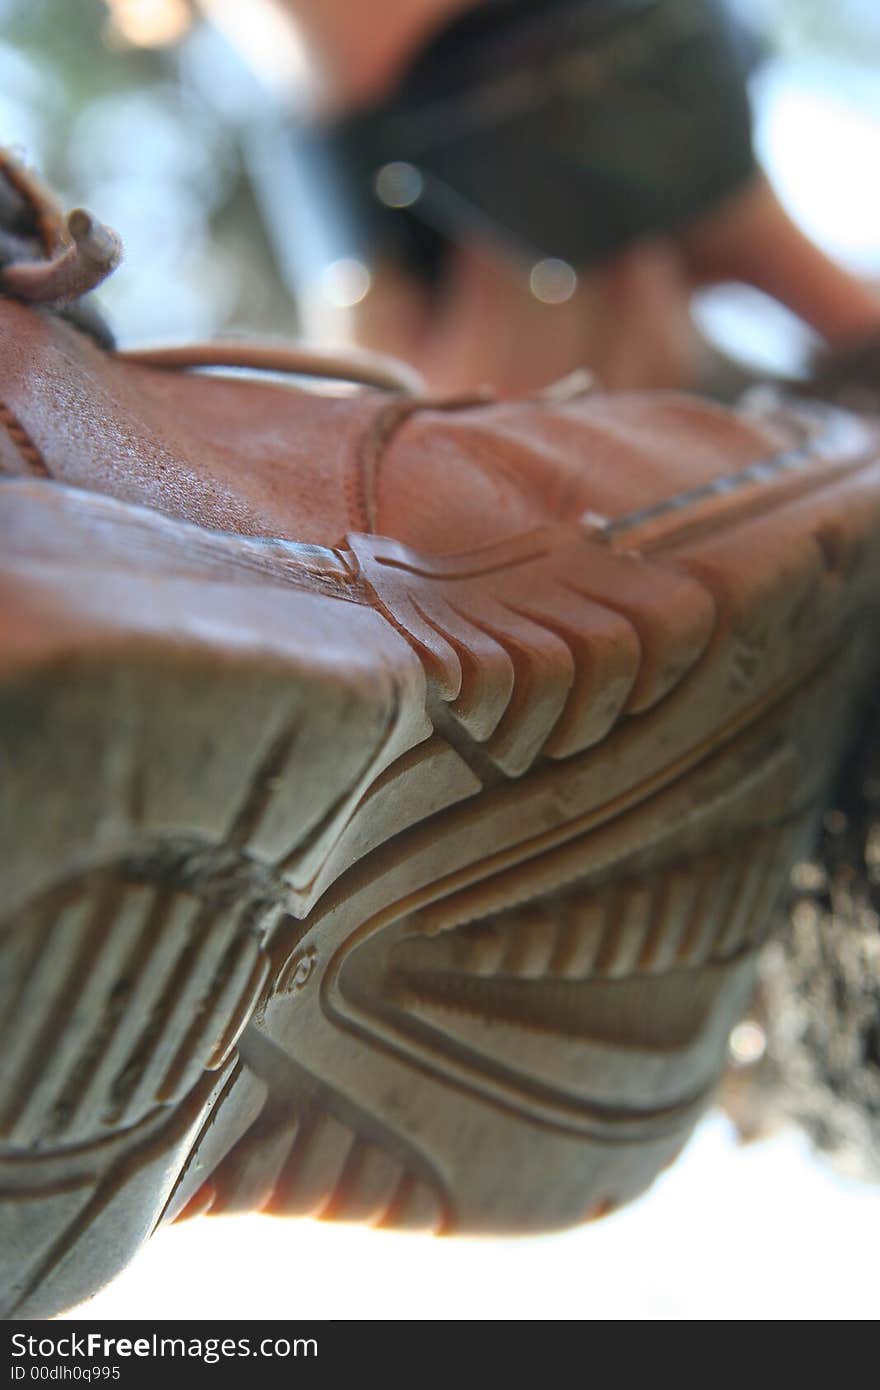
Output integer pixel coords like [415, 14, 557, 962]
[2, 401, 880, 1317]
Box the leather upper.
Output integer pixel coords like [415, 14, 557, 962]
[0, 298, 801, 553]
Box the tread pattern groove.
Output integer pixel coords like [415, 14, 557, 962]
[390, 826, 796, 990]
[205, 1098, 446, 1231]
[0, 873, 268, 1146]
[350, 528, 716, 776]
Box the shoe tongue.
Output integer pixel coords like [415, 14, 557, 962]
[0, 172, 36, 239]
[0, 148, 117, 349]
[0, 149, 63, 268]
[0, 194, 47, 274]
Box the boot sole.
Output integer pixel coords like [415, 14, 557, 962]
[2, 401, 879, 1316]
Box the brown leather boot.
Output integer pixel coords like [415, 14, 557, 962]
[3, 154, 880, 1318]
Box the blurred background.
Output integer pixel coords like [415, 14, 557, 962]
[1, 0, 878, 1319]
[3, 0, 879, 364]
